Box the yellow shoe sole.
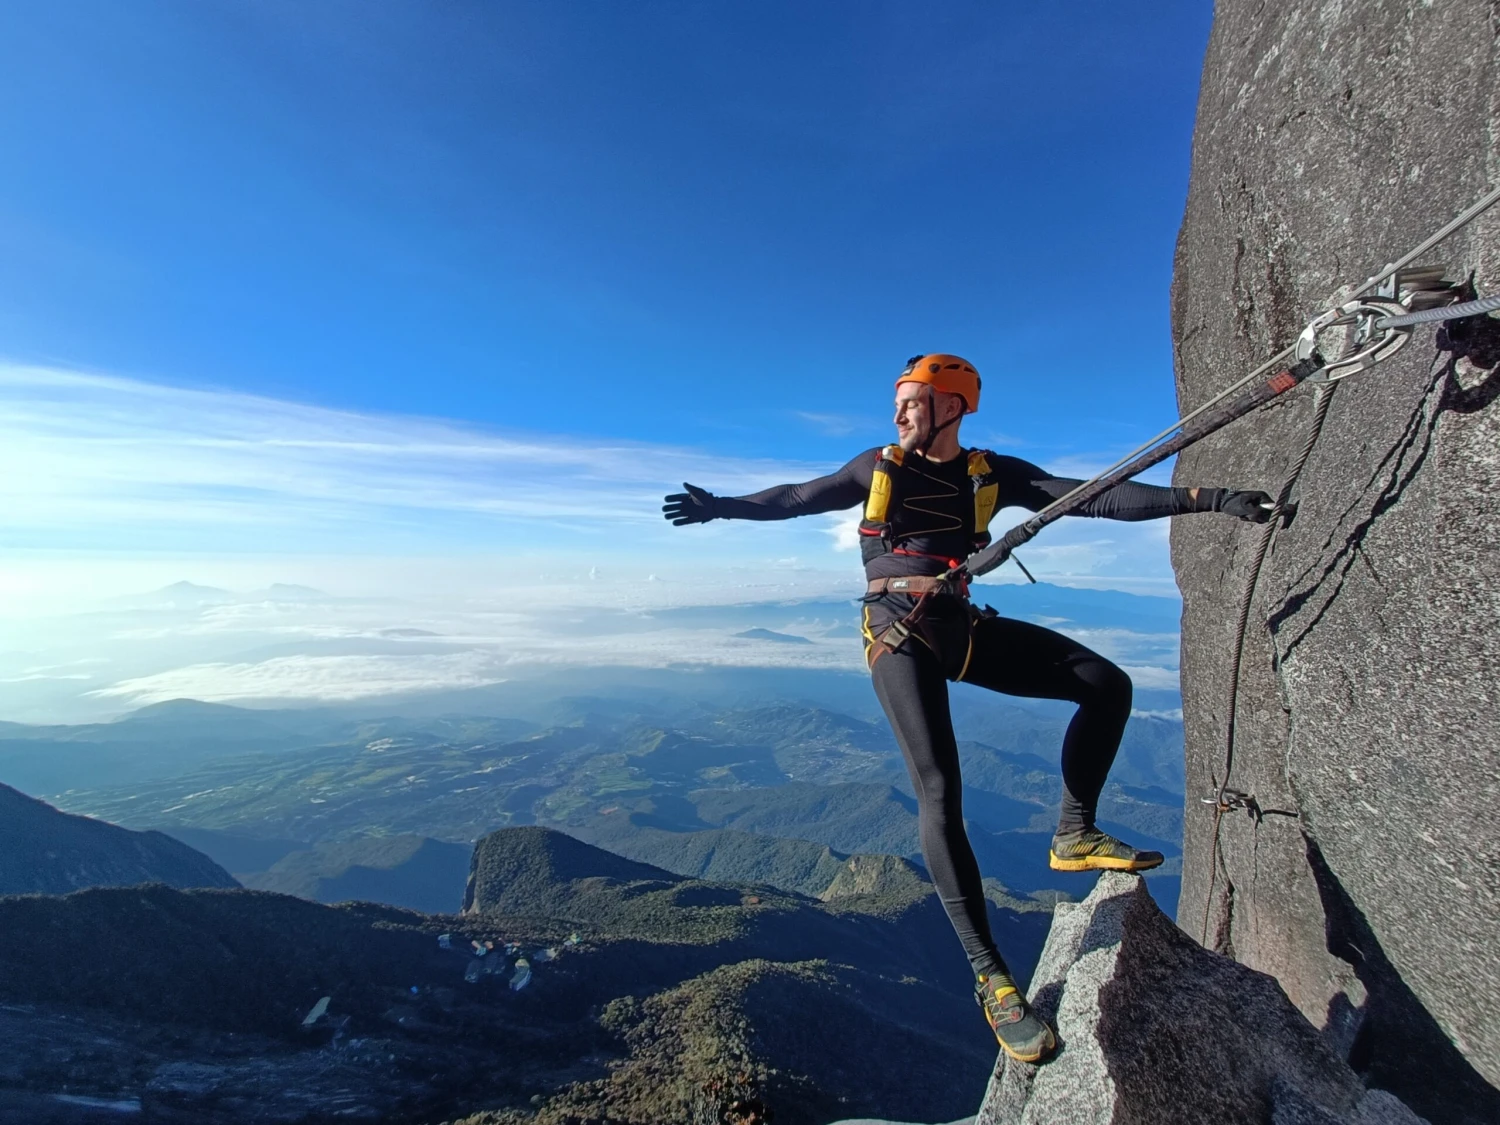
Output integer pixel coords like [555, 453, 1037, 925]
[1049, 850, 1164, 872]
[995, 1026, 1057, 1064]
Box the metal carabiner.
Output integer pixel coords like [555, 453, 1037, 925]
[1295, 297, 1412, 382]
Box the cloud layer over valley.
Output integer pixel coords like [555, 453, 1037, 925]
[2, 365, 1188, 723]
[0, 578, 1182, 723]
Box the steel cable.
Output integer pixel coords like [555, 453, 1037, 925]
[1375, 291, 1500, 328]
[1199, 382, 1335, 946]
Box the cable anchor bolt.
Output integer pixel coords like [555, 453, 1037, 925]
[1201, 789, 1263, 819]
[1296, 297, 1412, 382]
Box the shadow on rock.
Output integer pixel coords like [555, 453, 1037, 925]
[1304, 835, 1500, 1125]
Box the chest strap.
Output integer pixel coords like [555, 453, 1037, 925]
[860, 445, 1002, 548]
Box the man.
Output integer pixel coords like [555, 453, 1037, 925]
[662, 354, 1270, 1063]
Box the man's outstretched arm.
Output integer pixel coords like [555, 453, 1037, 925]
[994, 455, 1273, 523]
[663, 449, 876, 525]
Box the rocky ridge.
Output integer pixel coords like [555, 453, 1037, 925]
[0, 782, 236, 895]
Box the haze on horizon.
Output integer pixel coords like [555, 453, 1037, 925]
[0, 3, 1214, 724]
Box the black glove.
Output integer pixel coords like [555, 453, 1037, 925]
[663, 482, 718, 525]
[1215, 489, 1274, 522]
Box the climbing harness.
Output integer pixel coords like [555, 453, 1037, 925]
[862, 592, 938, 667]
[865, 575, 968, 597]
[859, 444, 1012, 663]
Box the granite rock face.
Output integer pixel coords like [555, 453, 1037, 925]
[1169, 4, 1500, 1123]
[976, 873, 1424, 1125]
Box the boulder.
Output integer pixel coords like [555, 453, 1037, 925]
[975, 873, 1424, 1125]
[1170, 3, 1500, 1122]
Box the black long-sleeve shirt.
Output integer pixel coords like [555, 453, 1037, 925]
[716, 446, 1208, 579]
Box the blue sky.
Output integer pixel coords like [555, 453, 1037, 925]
[0, 2, 1214, 607]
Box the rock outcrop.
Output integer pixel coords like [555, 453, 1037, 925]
[462, 826, 680, 915]
[0, 783, 237, 894]
[1170, 4, 1499, 1122]
[818, 852, 930, 900]
[976, 873, 1423, 1125]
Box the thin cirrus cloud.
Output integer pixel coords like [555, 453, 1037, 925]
[0, 363, 842, 554]
[793, 410, 868, 437]
[1, 362, 1184, 599]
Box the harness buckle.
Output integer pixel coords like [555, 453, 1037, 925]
[879, 618, 913, 652]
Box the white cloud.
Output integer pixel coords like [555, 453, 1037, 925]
[85, 619, 871, 707]
[0, 672, 94, 683]
[0, 363, 1196, 721]
[81, 603, 1181, 709]
[1116, 664, 1181, 690]
[0, 363, 840, 553]
[1052, 626, 1179, 668]
[0, 363, 1189, 597]
[823, 508, 864, 552]
[0, 569, 1187, 718]
[90, 651, 508, 704]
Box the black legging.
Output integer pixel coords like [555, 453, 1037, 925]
[867, 602, 1132, 976]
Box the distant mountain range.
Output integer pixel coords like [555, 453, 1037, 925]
[0, 783, 236, 895]
[732, 627, 813, 644]
[36, 698, 1182, 920]
[0, 699, 536, 795]
[0, 671, 1182, 1123]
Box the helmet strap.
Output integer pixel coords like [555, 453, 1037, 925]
[918, 387, 960, 457]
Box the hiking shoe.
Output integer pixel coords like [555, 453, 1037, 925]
[976, 972, 1056, 1064]
[1049, 827, 1164, 872]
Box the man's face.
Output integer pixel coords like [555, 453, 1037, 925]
[894, 382, 961, 452]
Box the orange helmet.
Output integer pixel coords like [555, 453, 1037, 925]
[895, 353, 981, 413]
